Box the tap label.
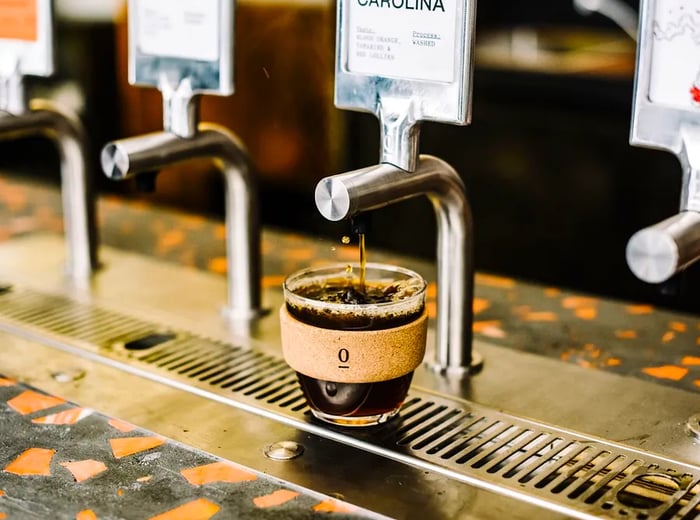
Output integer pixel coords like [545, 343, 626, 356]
[0, 0, 37, 42]
[347, 0, 458, 83]
[130, 0, 234, 95]
[135, 0, 219, 63]
[648, 0, 700, 110]
[0, 0, 52, 77]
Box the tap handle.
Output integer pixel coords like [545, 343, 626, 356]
[626, 212, 700, 284]
[0, 0, 54, 114]
[128, 0, 235, 137]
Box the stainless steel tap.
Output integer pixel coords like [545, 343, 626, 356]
[100, 94, 262, 325]
[316, 0, 480, 376]
[315, 154, 479, 377]
[625, 0, 700, 284]
[0, 75, 97, 283]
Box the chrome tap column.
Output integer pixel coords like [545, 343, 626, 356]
[625, 0, 700, 284]
[315, 0, 480, 376]
[101, 0, 262, 325]
[0, 0, 96, 282]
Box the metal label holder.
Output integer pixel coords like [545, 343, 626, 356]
[335, 0, 476, 170]
[631, 0, 700, 211]
[0, 0, 53, 78]
[128, 0, 234, 136]
[0, 0, 54, 114]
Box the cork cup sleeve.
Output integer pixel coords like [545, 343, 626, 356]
[280, 306, 428, 383]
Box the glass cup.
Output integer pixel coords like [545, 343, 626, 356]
[280, 262, 428, 427]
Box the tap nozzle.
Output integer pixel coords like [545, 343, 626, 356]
[626, 212, 700, 284]
[101, 123, 262, 324]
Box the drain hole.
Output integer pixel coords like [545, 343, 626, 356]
[0, 284, 12, 295]
[617, 474, 680, 510]
[124, 332, 176, 351]
[583, 458, 636, 505]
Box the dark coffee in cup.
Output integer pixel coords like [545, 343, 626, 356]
[281, 263, 427, 427]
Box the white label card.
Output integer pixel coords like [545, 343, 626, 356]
[648, 0, 700, 110]
[347, 0, 458, 83]
[136, 0, 219, 62]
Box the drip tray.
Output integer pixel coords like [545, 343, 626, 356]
[1, 284, 700, 520]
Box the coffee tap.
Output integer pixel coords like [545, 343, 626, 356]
[314, 0, 480, 377]
[101, 0, 262, 324]
[625, 0, 700, 285]
[0, 12, 97, 283]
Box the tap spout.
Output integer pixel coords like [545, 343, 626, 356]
[101, 123, 262, 322]
[0, 99, 97, 281]
[315, 155, 478, 376]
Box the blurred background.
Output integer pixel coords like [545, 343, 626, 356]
[5, 0, 694, 312]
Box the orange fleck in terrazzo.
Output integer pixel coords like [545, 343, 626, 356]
[426, 301, 437, 319]
[286, 248, 315, 261]
[117, 488, 125, 497]
[682, 356, 700, 366]
[562, 296, 598, 309]
[253, 489, 300, 508]
[76, 509, 97, 520]
[473, 298, 490, 314]
[0, 377, 16, 387]
[181, 462, 257, 485]
[0, 513, 6, 519]
[107, 418, 136, 433]
[137, 475, 153, 483]
[606, 358, 622, 367]
[626, 304, 654, 315]
[522, 311, 558, 322]
[60, 460, 107, 483]
[642, 365, 688, 381]
[313, 499, 357, 514]
[110, 437, 164, 459]
[475, 273, 516, 289]
[33, 407, 91, 425]
[262, 275, 286, 289]
[575, 307, 597, 320]
[615, 330, 638, 340]
[148, 498, 220, 520]
[544, 288, 561, 297]
[0, 489, 5, 496]
[4, 448, 55, 476]
[662, 331, 676, 343]
[157, 229, 186, 253]
[670, 321, 688, 333]
[473, 320, 502, 333]
[694, 380, 700, 388]
[7, 390, 65, 415]
[207, 257, 227, 275]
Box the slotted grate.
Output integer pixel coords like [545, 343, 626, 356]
[1, 284, 699, 520]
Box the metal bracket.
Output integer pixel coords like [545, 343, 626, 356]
[334, 0, 476, 171]
[128, 0, 234, 137]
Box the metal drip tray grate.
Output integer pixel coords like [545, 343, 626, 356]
[1, 284, 699, 520]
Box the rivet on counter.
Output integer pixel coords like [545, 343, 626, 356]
[264, 441, 305, 460]
[687, 414, 700, 441]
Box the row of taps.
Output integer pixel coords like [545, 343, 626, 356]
[0, 0, 693, 379]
